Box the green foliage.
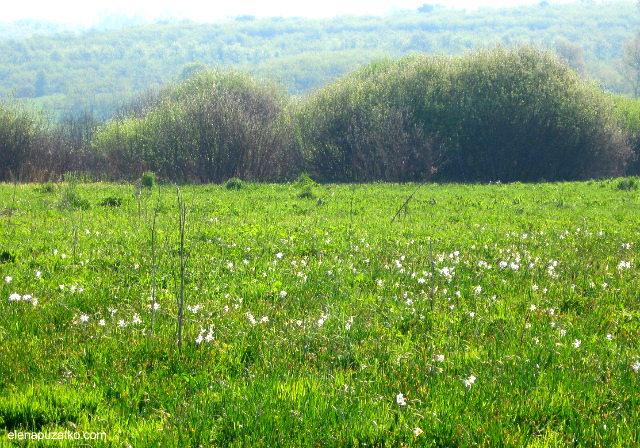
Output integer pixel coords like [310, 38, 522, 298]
[612, 95, 640, 174]
[1, 1, 639, 118]
[99, 196, 123, 207]
[297, 185, 316, 199]
[225, 177, 244, 190]
[1, 181, 640, 445]
[294, 172, 318, 188]
[615, 176, 639, 191]
[140, 171, 155, 189]
[298, 47, 632, 182]
[93, 69, 293, 182]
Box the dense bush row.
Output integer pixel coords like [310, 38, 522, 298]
[1, 47, 638, 183]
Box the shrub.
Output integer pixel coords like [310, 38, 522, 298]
[140, 171, 155, 189]
[225, 177, 244, 190]
[92, 70, 294, 183]
[100, 196, 123, 207]
[297, 185, 316, 199]
[296, 47, 632, 182]
[616, 177, 639, 191]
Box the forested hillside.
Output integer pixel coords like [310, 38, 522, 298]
[1, 1, 639, 119]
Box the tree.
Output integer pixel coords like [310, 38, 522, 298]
[34, 70, 47, 97]
[622, 33, 640, 98]
[555, 39, 586, 75]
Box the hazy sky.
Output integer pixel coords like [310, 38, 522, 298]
[3, 0, 584, 25]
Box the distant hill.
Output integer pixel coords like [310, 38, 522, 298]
[1, 1, 639, 119]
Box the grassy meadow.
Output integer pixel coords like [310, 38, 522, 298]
[1, 178, 640, 446]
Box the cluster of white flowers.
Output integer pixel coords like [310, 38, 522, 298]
[195, 326, 215, 344]
[8, 293, 38, 305]
[618, 260, 631, 270]
[462, 375, 476, 387]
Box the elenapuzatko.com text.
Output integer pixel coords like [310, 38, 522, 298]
[7, 430, 107, 441]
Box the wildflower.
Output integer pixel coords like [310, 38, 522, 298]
[117, 319, 127, 328]
[4, 276, 12, 283]
[435, 354, 445, 363]
[195, 333, 204, 344]
[35, 270, 42, 278]
[532, 284, 538, 291]
[80, 314, 89, 323]
[260, 316, 269, 324]
[549, 308, 555, 316]
[606, 334, 613, 341]
[396, 393, 407, 406]
[573, 339, 582, 349]
[132, 314, 142, 325]
[276, 252, 283, 259]
[618, 261, 631, 270]
[205, 330, 214, 343]
[559, 329, 566, 337]
[413, 427, 423, 437]
[280, 290, 287, 298]
[9, 293, 21, 301]
[462, 375, 476, 387]
[473, 285, 482, 295]
[529, 304, 537, 312]
[469, 311, 475, 318]
[632, 361, 640, 372]
[98, 319, 106, 326]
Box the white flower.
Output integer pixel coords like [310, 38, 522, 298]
[276, 252, 283, 259]
[195, 333, 204, 344]
[473, 285, 482, 295]
[618, 261, 631, 270]
[117, 319, 127, 328]
[80, 314, 89, 323]
[468, 311, 475, 318]
[396, 393, 407, 406]
[632, 361, 640, 372]
[4, 276, 12, 283]
[529, 304, 537, 312]
[559, 329, 566, 337]
[435, 354, 445, 363]
[413, 427, 423, 437]
[532, 284, 538, 291]
[462, 375, 476, 387]
[279, 290, 287, 298]
[260, 316, 269, 323]
[606, 334, 613, 341]
[9, 293, 21, 301]
[573, 339, 582, 349]
[35, 270, 42, 278]
[98, 319, 106, 326]
[132, 314, 142, 325]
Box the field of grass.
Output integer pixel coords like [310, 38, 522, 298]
[1, 178, 639, 447]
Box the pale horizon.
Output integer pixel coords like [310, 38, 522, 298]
[2, 0, 609, 26]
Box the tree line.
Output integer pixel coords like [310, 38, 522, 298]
[2, 47, 638, 184]
[1, 1, 640, 119]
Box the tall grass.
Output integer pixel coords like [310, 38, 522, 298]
[1, 180, 639, 446]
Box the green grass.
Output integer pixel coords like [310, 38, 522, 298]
[0, 180, 639, 446]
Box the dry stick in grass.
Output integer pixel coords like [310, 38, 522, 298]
[390, 183, 422, 224]
[430, 239, 436, 311]
[176, 187, 187, 352]
[149, 186, 161, 341]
